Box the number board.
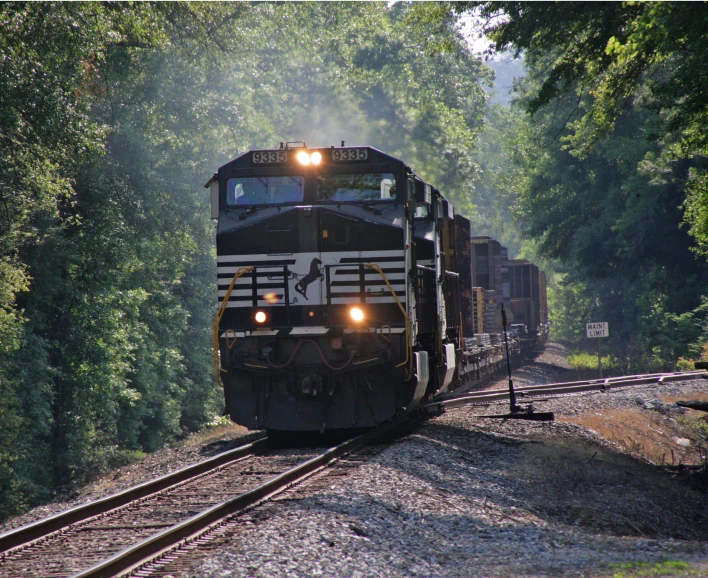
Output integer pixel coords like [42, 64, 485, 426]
[331, 148, 368, 162]
[252, 151, 288, 164]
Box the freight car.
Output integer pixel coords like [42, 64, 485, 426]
[468, 239, 549, 351]
[208, 143, 546, 433]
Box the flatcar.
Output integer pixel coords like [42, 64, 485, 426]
[207, 143, 545, 433]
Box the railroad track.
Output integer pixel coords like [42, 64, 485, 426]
[0, 369, 704, 577]
[434, 370, 708, 411]
[0, 414, 410, 578]
[0, 436, 310, 578]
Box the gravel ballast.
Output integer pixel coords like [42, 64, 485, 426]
[3, 343, 707, 577]
[192, 345, 708, 578]
[0, 426, 262, 534]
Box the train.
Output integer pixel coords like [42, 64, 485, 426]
[207, 143, 548, 433]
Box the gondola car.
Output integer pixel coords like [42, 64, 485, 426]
[207, 143, 464, 432]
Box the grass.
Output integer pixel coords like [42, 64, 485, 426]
[611, 560, 696, 577]
[108, 449, 147, 469]
[567, 351, 618, 372]
[182, 416, 247, 448]
[676, 342, 708, 371]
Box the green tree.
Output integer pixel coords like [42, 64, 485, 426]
[0, 0, 246, 512]
[211, 2, 491, 217]
[501, 66, 708, 367]
[456, 1, 708, 253]
[410, 2, 708, 367]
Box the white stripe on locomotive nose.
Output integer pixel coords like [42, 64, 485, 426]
[215, 255, 301, 264]
[329, 273, 405, 282]
[216, 286, 291, 293]
[217, 283, 405, 295]
[216, 249, 404, 264]
[250, 329, 278, 336]
[216, 266, 292, 275]
[217, 289, 289, 298]
[215, 275, 287, 283]
[218, 292, 404, 301]
[222, 297, 402, 307]
[328, 286, 404, 294]
[216, 267, 404, 276]
[329, 297, 400, 304]
[343, 327, 406, 333]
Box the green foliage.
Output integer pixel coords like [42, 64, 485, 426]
[410, 2, 708, 373]
[0, 2, 491, 519]
[468, 102, 525, 249]
[447, 2, 708, 253]
[470, 3, 708, 148]
[0, 0, 244, 514]
[611, 559, 695, 578]
[499, 91, 708, 367]
[566, 351, 623, 378]
[546, 274, 592, 343]
[214, 2, 491, 218]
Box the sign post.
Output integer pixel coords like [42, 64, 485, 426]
[586, 322, 609, 378]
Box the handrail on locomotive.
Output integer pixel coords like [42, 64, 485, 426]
[212, 266, 253, 387]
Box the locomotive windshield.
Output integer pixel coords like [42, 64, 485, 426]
[316, 173, 396, 202]
[226, 176, 304, 205]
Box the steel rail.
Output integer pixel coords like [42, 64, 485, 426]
[490, 370, 707, 394]
[0, 437, 267, 554]
[439, 370, 707, 401]
[431, 370, 708, 411]
[70, 414, 409, 578]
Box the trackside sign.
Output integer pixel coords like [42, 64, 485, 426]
[586, 322, 609, 338]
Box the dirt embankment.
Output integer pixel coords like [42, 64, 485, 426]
[487, 342, 708, 469]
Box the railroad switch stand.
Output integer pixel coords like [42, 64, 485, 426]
[482, 304, 554, 422]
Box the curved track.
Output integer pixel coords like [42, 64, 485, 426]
[433, 370, 707, 411]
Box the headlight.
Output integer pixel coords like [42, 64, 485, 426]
[350, 307, 364, 322]
[296, 151, 311, 166]
[311, 151, 322, 165]
[254, 310, 267, 323]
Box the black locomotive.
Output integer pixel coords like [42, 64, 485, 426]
[207, 143, 546, 433]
